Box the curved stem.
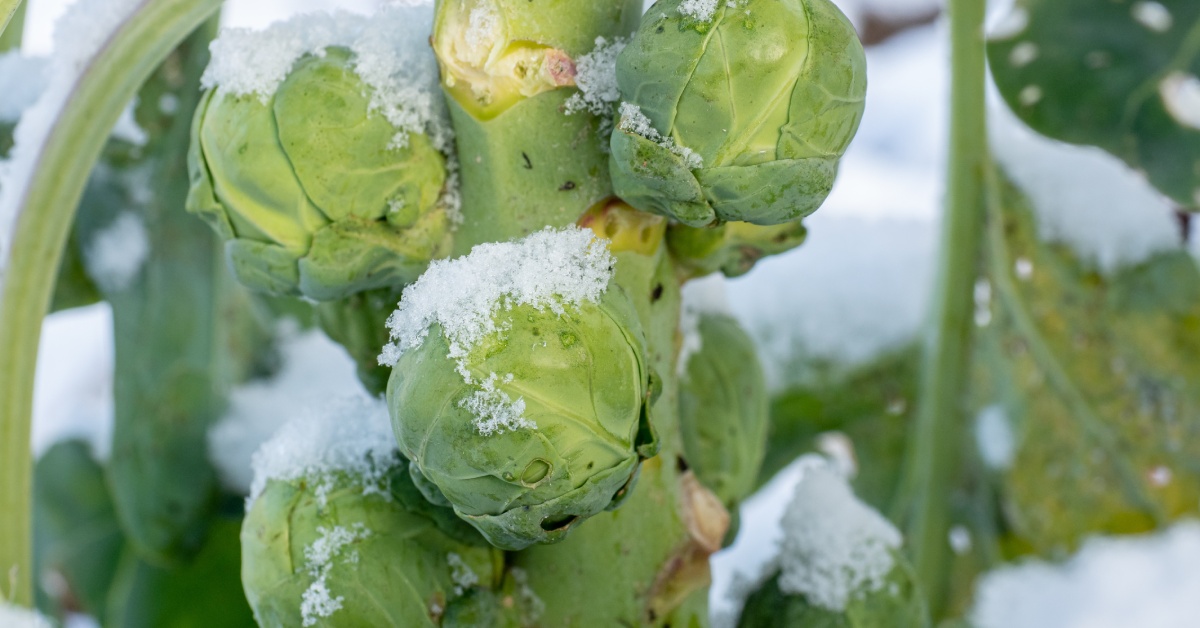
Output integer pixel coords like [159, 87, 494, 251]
[0, 0, 221, 606]
[900, 0, 988, 617]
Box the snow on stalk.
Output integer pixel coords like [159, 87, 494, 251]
[0, 0, 221, 606]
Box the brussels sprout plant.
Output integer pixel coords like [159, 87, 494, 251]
[2, 0, 1199, 626]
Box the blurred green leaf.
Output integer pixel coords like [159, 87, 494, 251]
[33, 441, 124, 619]
[976, 170, 1200, 557]
[988, 0, 1200, 208]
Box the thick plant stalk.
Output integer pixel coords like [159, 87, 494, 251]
[899, 0, 988, 616]
[0, 1, 24, 52]
[0, 0, 222, 605]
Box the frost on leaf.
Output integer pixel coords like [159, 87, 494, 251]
[447, 552, 480, 595]
[564, 37, 627, 119]
[300, 523, 372, 626]
[778, 464, 902, 611]
[617, 102, 703, 169]
[247, 394, 399, 509]
[84, 212, 150, 294]
[379, 227, 614, 435]
[678, 0, 720, 22]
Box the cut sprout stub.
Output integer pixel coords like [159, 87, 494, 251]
[778, 463, 903, 611]
[246, 394, 399, 508]
[378, 226, 615, 434]
[617, 102, 704, 169]
[564, 37, 628, 117]
[202, 6, 449, 152]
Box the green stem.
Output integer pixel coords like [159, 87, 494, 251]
[900, 0, 988, 616]
[0, 1, 24, 52]
[0, 0, 221, 606]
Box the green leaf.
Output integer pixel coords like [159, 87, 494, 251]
[977, 169, 1200, 557]
[988, 0, 1200, 208]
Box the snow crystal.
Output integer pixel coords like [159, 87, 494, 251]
[617, 102, 703, 169]
[300, 523, 371, 627]
[563, 37, 626, 117]
[975, 405, 1015, 470]
[778, 463, 902, 611]
[32, 303, 114, 461]
[677, 273, 731, 377]
[203, 5, 450, 152]
[1158, 72, 1200, 130]
[0, 603, 53, 628]
[84, 212, 150, 293]
[246, 393, 399, 508]
[991, 102, 1181, 272]
[0, 0, 143, 292]
[447, 552, 479, 595]
[208, 323, 364, 495]
[1131, 1, 1172, 33]
[972, 522, 1200, 628]
[678, 0, 719, 22]
[0, 52, 49, 123]
[378, 227, 613, 434]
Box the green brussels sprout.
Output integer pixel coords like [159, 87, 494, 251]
[386, 277, 657, 551]
[678, 313, 769, 511]
[669, 219, 807, 278]
[188, 47, 454, 301]
[610, 0, 866, 227]
[243, 455, 499, 627]
[737, 568, 928, 628]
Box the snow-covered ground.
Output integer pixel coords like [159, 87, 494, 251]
[15, 0, 1200, 625]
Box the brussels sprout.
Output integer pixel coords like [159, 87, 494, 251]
[243, 458, 499, 627]
[610, 0, 866, 227]
[737, 568, 928, 628]
[188, 47, 453, 301]
[668, 219, 807, 278]
[678, 313, 769, 511]
[388, 287, 657, 550]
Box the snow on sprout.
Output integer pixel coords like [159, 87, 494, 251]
[564, 37, 627, 117]
[300, 523, 371, 626]
[378, 227, 614, 434]
[84, 212, 150, 294]
[678, 0, 720, 22]
[778, 463, 902, 611]
[972, 522, 1200, 628]
[203, 5, 449, 151]
[618, 102, 704, 169]
[247, 394, 399, 508]
[0, 0, 143, 292]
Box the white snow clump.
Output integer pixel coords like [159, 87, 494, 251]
[618, 102, 703, 169]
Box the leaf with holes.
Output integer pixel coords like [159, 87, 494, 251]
[975, 171, 1200, 556]
[988, 0, 1200, 209]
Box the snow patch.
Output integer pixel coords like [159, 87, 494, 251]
[378, 227, 613, 434]
[991, 102, 1181, 272]
[564, 36, 626, 119]
[972, 522, 1200, 628]
[677, 274, 731, 377]
[32, 304, 114, 461]
[1131, 1, 1172, 33]
[975, 404, 1015, 471]
[0, 52, 49, 123]
[84, 212, 150, 294]
[678, 0, 719, 22]
[208, 323, 364, 495]
[0, 603, 53, 628]
[1159, 72, 1200, 130]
